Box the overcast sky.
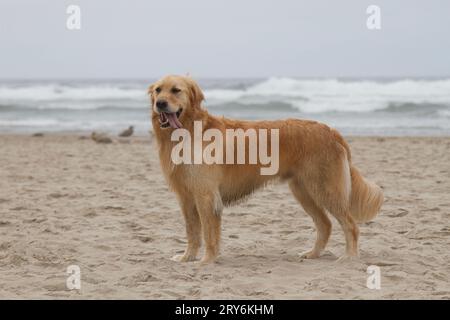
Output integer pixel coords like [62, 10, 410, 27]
[0, 0, 449, 79]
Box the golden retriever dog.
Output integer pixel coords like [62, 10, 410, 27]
[149, 75, 383, 264]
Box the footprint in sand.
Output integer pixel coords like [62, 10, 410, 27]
[387, 209, 409, 217]
[135, 235, 154, 243]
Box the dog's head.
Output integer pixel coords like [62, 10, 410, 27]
[148, 75, 204, 129]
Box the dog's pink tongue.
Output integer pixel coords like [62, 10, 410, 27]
[166, 113, 183, 129]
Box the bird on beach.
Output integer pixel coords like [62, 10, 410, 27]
[119, 126, 134, 137]
[91, 131, 113, 144]
[32, 132, 44, 137]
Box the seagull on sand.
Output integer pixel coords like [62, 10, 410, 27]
[119, 126, 134, 137]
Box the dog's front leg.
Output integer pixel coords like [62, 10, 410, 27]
[194, 191, 222, 264]
[172, 195, 202, 262]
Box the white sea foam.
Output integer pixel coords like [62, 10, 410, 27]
[204, 78, 450, 113]
[0, 78, 449, 135]
[1, 78, 450, 113]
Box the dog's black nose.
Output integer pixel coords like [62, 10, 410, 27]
[156, 100, 168, 111]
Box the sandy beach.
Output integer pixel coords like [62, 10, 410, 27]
[0, 133, 449, 299]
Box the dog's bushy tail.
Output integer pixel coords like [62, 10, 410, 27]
[332, 129, 383, 223]
[349, 166, 383, 223]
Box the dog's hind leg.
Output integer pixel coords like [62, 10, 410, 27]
[289, 179, 332, 259]
[332, 211, 359, 260]
[320, 155, 360, 260]
[194, 190, 222, 264]
[172, 193, 202, 262]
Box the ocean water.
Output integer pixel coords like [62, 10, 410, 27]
[0, 78, 449, 136]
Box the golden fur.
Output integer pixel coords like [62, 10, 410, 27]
[149, 75, 384, 264]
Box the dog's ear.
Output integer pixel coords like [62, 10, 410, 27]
[186, 78, 204, 108]
[147, 83, 155, 105]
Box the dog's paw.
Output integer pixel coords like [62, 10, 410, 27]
[171, 254, 196, 262]
[299, 250, 320, 259]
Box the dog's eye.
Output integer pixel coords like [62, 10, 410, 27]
[171, 87, 181, 94]
[155, 87, 161, 93]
